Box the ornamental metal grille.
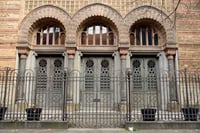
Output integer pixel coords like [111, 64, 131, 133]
[36, 57, 64, 108]
[100, 60, 110, 91]
[1, 67, 200, 127]
[131, 58, 158, 109]
[147, 60, 157, 90]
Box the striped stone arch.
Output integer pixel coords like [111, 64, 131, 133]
[18, 5, 71, 45]
[124, 6, 176, 44]
[72, 3, 126, 45]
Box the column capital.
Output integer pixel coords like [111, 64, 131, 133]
[165, 47, 177, 59]
[66, 47, 76, 59]
[18, 47, 30, 59]
[119, 47, 129, 59]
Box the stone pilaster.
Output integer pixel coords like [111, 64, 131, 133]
[16, 47, 30, 110]
[119, 47, 129, 112]
[165, 47, 179, 111]
[65, 47, 76, 107]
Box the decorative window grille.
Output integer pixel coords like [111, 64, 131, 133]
[35, 26, 65, 45]
[100, 60, 110, 91]
[147, 60, 157, 90]
[130, 27, 159, 46]
[132, 60, 142, 90]
[81, 25, 115, 46]
[85, 59, 94, 91]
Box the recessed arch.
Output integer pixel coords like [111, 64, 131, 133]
[18, 5, 71, 46]
[77, 16, 118, 46]
[125, 6, 176, 45]
[129, 18, 166, 47]
[72, 3, 126, 44]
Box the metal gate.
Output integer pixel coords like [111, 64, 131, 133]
[66, 57, 126, 128]
[81, 58, 114, 110]
[36, 57, 64, 109]
[130, 58, 158, 109]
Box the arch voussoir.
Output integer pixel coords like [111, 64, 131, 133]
[18, 5, 71, 44]
[72, 3, 126, 44]
[124, 6, 176, 44]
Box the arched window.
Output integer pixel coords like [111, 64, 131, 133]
[130, 27, 160, 46]
[35, 26, 65, 45]
[80, 25, 115, 46]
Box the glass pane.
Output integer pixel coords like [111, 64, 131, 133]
[81, 32, 86, 45]
[49, 27, 54, 33]
[102, 33, 107, 45]
[136, 28, 140, 45]
[88, 27, 93, 45]
[55, 27, 60, 32]
[60, 33, 65, 45]
[55, 32, 59, 44]
[130, 33, 135, 45]
[142, 28, 146, 45]
[95, 34, 100, 45]
[36, 32, 40, 45]
[148, 29, 152, 45]
[49, 30, 53, 45]
[102, 26, 107, 34]
[109, 32, 114, 45]
[42, 27, 47, 45]
[95, 26, 100, 34]
[88, 27, 93, 34]
[154, 34, 158, 45]
[88, 34, 93, 45]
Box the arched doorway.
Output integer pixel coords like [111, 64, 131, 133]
[129, 18, 167, 109]
[77, 16, 118, 111]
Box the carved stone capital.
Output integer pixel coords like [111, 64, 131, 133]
[119, 47, 129, 59]
[18, 47, 30, 59]
[66, 47, 76, 59]
[165, 47, 177, 59]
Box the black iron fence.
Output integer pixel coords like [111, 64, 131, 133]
[0, 67, 200, 127]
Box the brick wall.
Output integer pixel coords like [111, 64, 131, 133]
[0, 0, 200, 71]
[176, 0, 200, 71]
[0, 0, 20, 68]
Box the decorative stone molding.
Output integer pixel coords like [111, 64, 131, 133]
[124, 6, 176, 45]
[18, 5, 72, 47]
[119, 47, 129, 59]
[18, 47, 30, 59]
[165, 47, 177, 59]
[66, 47, 76, 59]
[72, 3, 128, 45]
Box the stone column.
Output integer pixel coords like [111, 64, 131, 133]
[25, 51, 37, 108]
[18, 48, 29, 99]
[63, 52, 68, 71]
[157, 52, 169, 110]
[73, 51, 82, 111]
[16, 47, 29, 110]
[119, 47, 129, 112]
[65, 47, 76, 112]
[112, 51, 121, 110]
[165, 47, 179, 111]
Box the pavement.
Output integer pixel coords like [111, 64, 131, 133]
[0, 128, 199, 133]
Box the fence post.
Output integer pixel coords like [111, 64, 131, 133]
[126, 68, 132, 121]
[62, 71, 67, 121]
[3, 67, 10, 107]
[184, 67, 189, 108]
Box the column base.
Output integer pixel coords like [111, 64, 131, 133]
[167, 101, 180, 112]
[119, 101, 127, 112]
[65, 102, 80, 112]
[16, 100, 28, 111]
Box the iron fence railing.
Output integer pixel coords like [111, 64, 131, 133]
[0, 67, 200, 127]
